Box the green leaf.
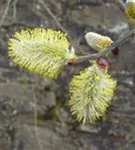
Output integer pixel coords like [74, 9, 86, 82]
[69, 63, 117, 124]
[8, 28, 76, 78]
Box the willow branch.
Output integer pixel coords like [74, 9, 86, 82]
[77, 29, 134, 62]
[38, 0, 67, 33]
[0, 0, 12, 29]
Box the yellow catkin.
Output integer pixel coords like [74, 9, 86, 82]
[85, 32, 113, 52]
[8, 28, 76, 78]
[69, 63, 117, 124]
[125, 0, 135, 28]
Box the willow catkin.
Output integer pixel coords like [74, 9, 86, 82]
[85, 32, 113, 52]
[125, 0, 135, 28]
[8, 28, 76, 78]
[69, 63, 117, 124]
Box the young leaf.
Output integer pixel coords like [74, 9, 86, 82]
[8, 28, 76, 78]
[85, 32, 113, 52]
[69, 63, 117, 124]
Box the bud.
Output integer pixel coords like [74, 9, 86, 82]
[67, 59, 76, 65]
[69, 63, 117, 124]
[125, 0, 135, 27]
[112, 47, 119, 56]
[96, 56, 110, 69]
[85, 32, 113, 52]
[8, 28, 76, 78]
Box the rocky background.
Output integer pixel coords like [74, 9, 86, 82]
[0, 0, 135, 150]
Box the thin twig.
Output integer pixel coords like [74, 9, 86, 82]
[1, 21, 31, 29]
[115, 0, 125, 12]
[0, 0, 12, 29]
[77, 29, 135, 62]
[38, 0, 67, 33]
[12, 0, 18, 21]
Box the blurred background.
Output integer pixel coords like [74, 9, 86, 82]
[0, 0, 135, 150]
